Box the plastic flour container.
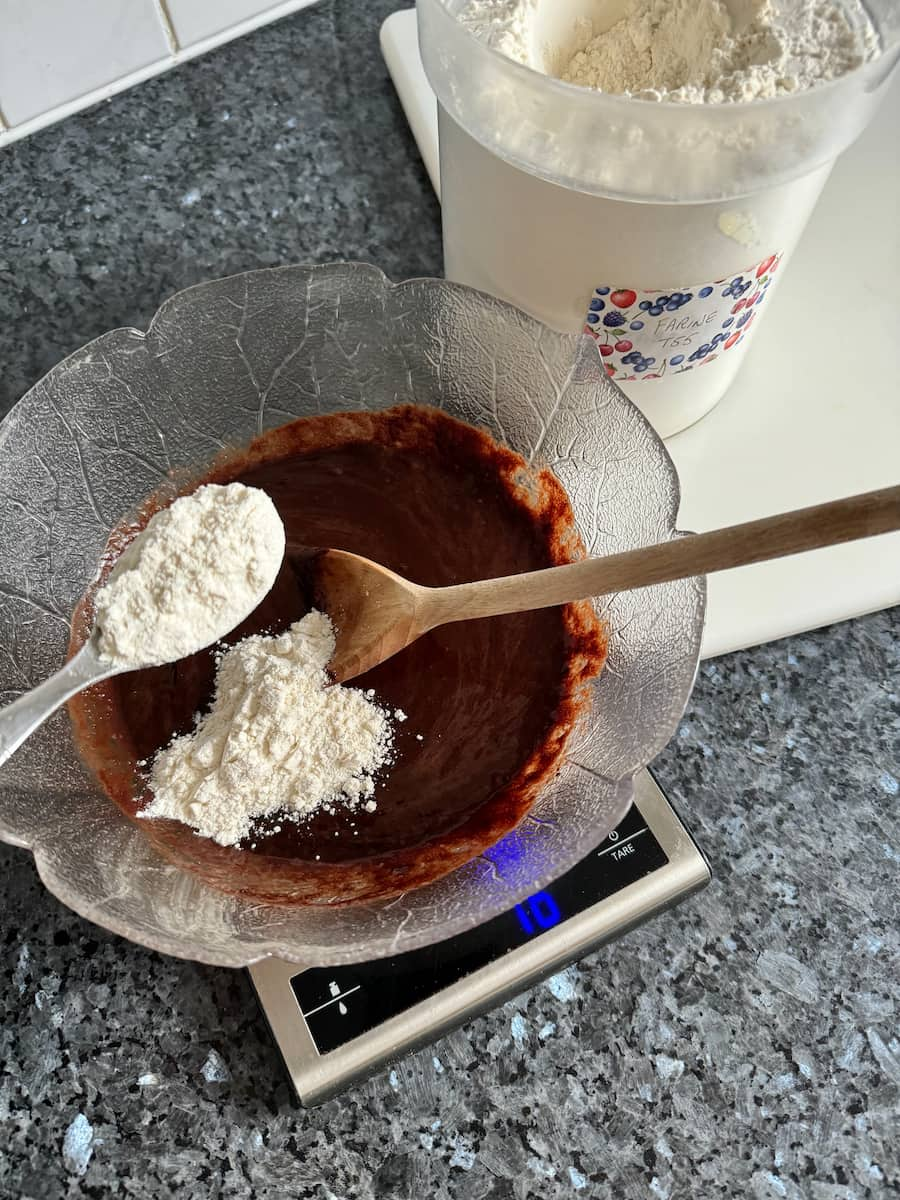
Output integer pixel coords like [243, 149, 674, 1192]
[419, 0, 900, 437]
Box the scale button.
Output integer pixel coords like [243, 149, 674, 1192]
[293, 971, 363, 1018]
[292, 971, 376, 1055]
[328, 980, 350, 1015]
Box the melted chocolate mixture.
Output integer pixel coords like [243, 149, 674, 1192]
[69, 408, 606, 904]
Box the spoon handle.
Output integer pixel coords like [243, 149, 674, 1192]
[0, 644, 112, 770]
[434, 484, 900, 623]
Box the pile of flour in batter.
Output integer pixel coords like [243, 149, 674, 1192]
[461, 0, 880, 103]
[142, 611, 396, 847]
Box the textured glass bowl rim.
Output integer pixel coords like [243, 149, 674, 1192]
[0, 264, 706, 967]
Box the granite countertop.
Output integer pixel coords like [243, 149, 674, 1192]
[1, 3, 898, 1197]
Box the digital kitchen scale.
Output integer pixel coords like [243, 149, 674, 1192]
[250, 770, 709, 1105]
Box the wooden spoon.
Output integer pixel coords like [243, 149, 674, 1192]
[315, 485, 900, 684]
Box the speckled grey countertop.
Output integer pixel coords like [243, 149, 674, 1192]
[1, 4, 898, 1198]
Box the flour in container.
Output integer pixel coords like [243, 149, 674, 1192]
[461, 0, 880, 102]
[560, 0, 879, 102]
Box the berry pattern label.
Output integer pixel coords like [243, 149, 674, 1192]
[583, 253, 782, 383]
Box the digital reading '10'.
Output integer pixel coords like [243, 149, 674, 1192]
[514, 890, 562, 936]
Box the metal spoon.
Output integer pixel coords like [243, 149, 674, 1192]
[0, 636, 125, 770]
[0, 559, 286, 770]
[0, 517, 285, 770]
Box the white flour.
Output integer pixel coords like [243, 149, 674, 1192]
[94, 483, 285, 668]
[462, 0, 879, 102]
[142, 611, 396, 847]
[459, 0, 535, 62]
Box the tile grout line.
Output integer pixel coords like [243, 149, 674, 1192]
[153, 0, 180, 55]
[0, 0, 320, 147]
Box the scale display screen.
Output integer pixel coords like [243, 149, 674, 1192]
[292, 804, 668, 1054]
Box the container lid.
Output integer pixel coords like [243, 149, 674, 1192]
[419, 0, 900, 203]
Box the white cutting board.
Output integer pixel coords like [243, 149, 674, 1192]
[381, 9, 900, 660]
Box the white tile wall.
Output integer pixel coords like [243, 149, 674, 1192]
[166, 0, 287, 48]
[0, 0, 320, 148]
[0, 0, 171, 126]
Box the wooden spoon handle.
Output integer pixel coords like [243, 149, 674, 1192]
[432, 485, 900, 623]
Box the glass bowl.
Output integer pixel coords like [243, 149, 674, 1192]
[0, 263, 704, 967]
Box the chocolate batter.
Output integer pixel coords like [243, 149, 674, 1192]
[69, 407, 607, 904]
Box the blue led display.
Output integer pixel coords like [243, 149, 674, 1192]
[514, 890, 562, 936]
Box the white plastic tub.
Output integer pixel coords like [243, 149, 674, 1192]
[420, 0, 900, 437]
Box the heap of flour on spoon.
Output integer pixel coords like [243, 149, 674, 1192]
[94, 483, 286, 668]
[92, 482, 399, 847]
